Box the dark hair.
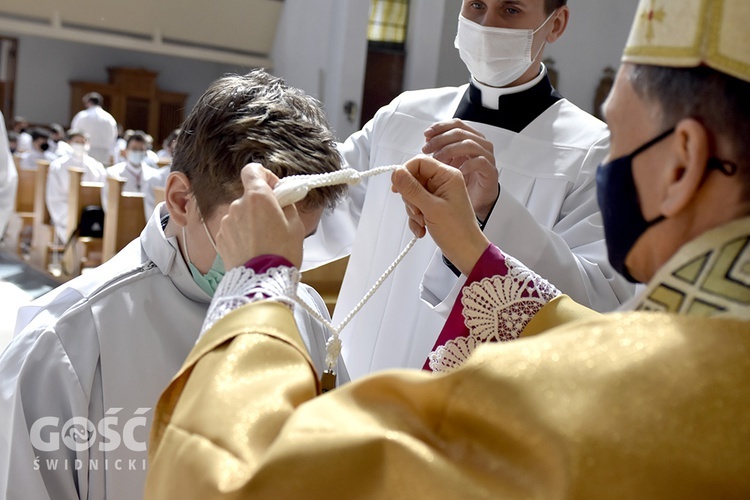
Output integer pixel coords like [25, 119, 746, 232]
[50, 123, 65, 136]
[84, 92, 103, 106]
[545, 0, 567, 14]
[30, 128, 50, 141]
[629, 64, 750, 200]
[172, 69, 343, 218]
[125, 131, 148, 147]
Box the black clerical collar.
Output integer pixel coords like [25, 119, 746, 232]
[453, 72, 562, 133]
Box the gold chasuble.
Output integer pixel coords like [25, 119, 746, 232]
[146, 219, 750, 499]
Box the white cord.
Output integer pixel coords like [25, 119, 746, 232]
[274, 164, 417, 370]
[274, 165, 401, 207]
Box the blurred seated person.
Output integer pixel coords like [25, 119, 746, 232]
[0, 111, 18, 237]
[46, 130, 108, 243]
[157, 128, 181, 160]
[20, 128, 56, 170]
[105, 131, 163, 217]
[48, 123, 73, 158]
[111, 129, 159, 168]
[12, 116, 31, 153]
[7, 131, 18, 155]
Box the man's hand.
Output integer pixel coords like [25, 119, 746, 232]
[216, 163, 305, 270]
[423, 119, 499, 220]
[391, 155, 490, 276]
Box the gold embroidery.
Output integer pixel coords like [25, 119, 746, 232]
[637, 218, 750, 319]
[640, 0, 666, 42]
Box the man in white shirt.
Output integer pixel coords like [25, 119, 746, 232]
[304, 0, 635, 379]
[19, 128, 57, 170]
[70, 92, 118, 165]
[0, 69, 348, 499]
[46, 130, 108, 243]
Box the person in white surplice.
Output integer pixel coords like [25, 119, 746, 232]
[0, 111, 18, 237]
[303, 0, 635, 379]
[46, 130, 108, 244]
[70, 92, 118, 165]
[0, 70, 348, 500]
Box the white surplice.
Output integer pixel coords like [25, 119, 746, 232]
[70, 106, 118, 165]
[1, 204, 347, 500]
[46, 154, 108, 243]
[0, 113, 18, 236]
[303, 84, 634, 379]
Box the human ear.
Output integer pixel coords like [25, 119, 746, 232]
[165, 172, 192, 227]
[546, 6, 569, 43]
[660, 118, 711, 217]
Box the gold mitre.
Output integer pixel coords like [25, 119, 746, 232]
[622, 0, 750, 83]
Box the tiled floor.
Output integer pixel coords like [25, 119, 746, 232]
[0, 250, 62, 351]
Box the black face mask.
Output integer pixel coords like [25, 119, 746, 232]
[596, 128, 737, 283]
[40, 142, 50, 151]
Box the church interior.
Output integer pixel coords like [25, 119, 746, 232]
[0, 0, 639, 350]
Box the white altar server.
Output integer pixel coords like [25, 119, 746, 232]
[303, 0, 635, 379]
[0, 70, 348, 500]
[104, 131, 163, 217]
[70, 92, 118, 165]
[45, 130, 108, 243]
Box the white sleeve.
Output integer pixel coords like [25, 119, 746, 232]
[421, 137, 634, 314]
[301, 111, 382, 270]
[0, 329, 89, 499]
[295, 284, 350, 386]
[46, 163, 70, 243]
[0, 114, 18, 235]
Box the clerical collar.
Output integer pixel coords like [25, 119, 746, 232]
[472, 64, 549, 109]
[453, 64, 562, 133]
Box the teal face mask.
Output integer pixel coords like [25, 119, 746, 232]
[182, 218, 225, 296]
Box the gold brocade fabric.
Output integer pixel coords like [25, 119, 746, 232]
[637, 217, 750, 319]
[147, 252, 750, 499]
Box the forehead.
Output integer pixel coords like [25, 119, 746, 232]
[603, 66, 646, 124]
[127, 139, 147, 148]
[463, 0, 545, 9]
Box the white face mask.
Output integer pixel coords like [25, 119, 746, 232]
[454, 11, 556, 88]
[71, 143, 89, 158]
[127, 150, 146, 165]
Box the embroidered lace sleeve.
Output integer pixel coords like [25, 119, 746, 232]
[427, 245, 561, 373]
[200, 263, 300, 339]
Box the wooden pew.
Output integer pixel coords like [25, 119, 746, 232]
[102, 176, 146, 262]
[61, 168, 105, 276]
[29, 160, 55, 270]
[14, 156, 35, 216]
[301, 257, 349, 316]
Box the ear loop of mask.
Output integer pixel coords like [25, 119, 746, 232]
[181, 199, 220, 264]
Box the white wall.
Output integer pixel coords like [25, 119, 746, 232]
[435, 0, 640, 114]
[11, 34, 250, 127]
[272, 0, 370, 141]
